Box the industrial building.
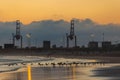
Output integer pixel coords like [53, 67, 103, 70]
[4, 44, 14, 49]
[0, 46, 2, 49]
[88, 41, 98, 48]
[102, 41, 112, 49]
[43, 41, 51, 49]
[52, 45, 57, 48]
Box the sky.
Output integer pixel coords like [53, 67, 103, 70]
[0, 0, 120, 47]
[0, 0, 120, 24]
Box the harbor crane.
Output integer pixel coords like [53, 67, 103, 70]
[12, 20, 23, 48]
[66, 20, 77, 48]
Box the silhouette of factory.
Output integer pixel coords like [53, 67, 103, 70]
[1, 20, 120, 51]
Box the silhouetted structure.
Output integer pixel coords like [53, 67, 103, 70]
[116, 44, 120, 49]
[66, 20, 77, 48]
[88, 41, 98, 48]
[43, 41, 51, 48]
[0, 46, 2, 49]
[12, 20, 23, 48]
[52, 45, 57, 48]
[102, 41, 111, 49]
[4, 44, 14, 49]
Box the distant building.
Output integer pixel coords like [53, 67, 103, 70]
[112, 43, 120, 49]
[117, 44, 120, 47]
[43, 41, 51, 48]
[52, 45, 56, 48]
[4, 44, 14, 49]
[102, 41, 111, 49]
[0, 46, 2, 49]
[31, 46, 37, 49]
[88, 41, 98, 48]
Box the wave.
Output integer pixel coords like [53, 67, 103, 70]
[0, 56, 54, 73]
[0, 66, 21, 73]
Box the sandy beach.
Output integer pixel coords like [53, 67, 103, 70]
[0, 56, 119, 80]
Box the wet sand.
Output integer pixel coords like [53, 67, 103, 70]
[0, 63, 120, 80]
[0, 56, 120, 80]
[93, 65, 120, 80]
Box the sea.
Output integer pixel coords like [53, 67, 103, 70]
[0, 56, 119, 80]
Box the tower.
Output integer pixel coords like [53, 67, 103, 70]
[66, 20, 77, 48]
[13, 20, 23, 48]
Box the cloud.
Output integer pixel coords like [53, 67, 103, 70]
[0, 19, 120, 47]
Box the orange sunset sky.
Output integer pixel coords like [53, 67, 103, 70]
[0, 0, 120, 24]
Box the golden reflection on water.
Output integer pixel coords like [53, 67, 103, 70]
[0, 64, 118, 80]
[71, 66, 76, 80]
[27, 65, 32, 80]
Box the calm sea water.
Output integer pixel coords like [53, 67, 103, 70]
[0, 56, 120, 80]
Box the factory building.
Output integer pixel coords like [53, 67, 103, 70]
[52, 45, 57, 48]
[43, 41, 51, 49]
[4, 44, 14, 49]
[102, 41, 112, 49]
[88, 41, 98, 48]
[0, 46, 2, 49]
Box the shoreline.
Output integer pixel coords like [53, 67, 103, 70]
[52, 55, 120, 63]
[0, 49, 120, 63]
[0, 53, 120, 63]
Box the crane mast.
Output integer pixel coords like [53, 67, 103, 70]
[16, 20, 21, 40]
[69, 20, 75, 40]
[13, 20, 23, 48]
[66, 19, 77, 48]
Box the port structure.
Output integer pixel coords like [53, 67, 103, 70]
[12, 20, 23, 48]
[66, 20, 77, 48]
